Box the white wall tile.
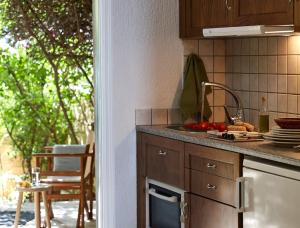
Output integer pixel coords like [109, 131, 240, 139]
[214, 40, 225, 56]
[214, 56, 226, 72]
[259, 38, 268, 55]
[268, 37, 278, 55]
[287, 75, 298, 94]
[277, 37, 287, 55]
[249, 56, 259, 73]
[268, 56, 277, 74]
[288, 36, 300, 55]
[258, 74, 268, 92]
[135, 109, 152, 125]
[278, 75, 287, 93]
[278, 94, 288, 113]
[277, 56, 287, 74]
[249, 74, 259, 91]
[249, 38, 259, 55]
[214, 90, 225, 106]
[288, 94, 297, 114]
[199, 39, 213, 56]
[288, 55, 298, 74]
[241, 39, 250, 55]
[249, 92, 259, 109]
[258, 56, 268, 73]
[268, 75, 277, 93]
[233, 39, 242, 56]
[268, 93, 277, 112]
[152, 109, 168, 125]
[183, 40, 199, 55]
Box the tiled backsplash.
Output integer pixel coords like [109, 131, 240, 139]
[136, 36, 300, 128]
[225, 36, 300, 129]
[135, 108, 182, 125]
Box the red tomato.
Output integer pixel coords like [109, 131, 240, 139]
[216, 123, 227, 132]
[209, 122, 218, 130]
[199, 121, 209, 130]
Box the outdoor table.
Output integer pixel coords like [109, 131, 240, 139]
[14, 184, 51, 228]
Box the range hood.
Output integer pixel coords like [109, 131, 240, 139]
[203, 25, 294, 37]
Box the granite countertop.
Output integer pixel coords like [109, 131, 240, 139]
[136, 125, 300, 168]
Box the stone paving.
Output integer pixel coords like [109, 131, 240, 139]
[1, 200, 96, 227]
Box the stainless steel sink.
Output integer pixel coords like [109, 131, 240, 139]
[166, 125, 206, 133]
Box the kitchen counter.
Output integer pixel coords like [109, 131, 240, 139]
[136, 125, 300, 168]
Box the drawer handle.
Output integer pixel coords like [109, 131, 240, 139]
[224, 0, 232, 10]
[207, 163, 217, 169]
[148, 188, 178, 203]
[158, 150, 167, 156]
[207, 184, 217, 190]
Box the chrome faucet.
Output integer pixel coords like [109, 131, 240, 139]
[201, 82, 244, 124]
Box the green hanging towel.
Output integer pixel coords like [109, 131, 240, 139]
[180, 54, 212, 121]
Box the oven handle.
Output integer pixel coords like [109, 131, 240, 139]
[148, 188, 178, 203]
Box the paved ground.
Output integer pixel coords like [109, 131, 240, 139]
[1, 200, 96, 227]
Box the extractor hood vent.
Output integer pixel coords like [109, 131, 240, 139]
[203, 25, 294, 37]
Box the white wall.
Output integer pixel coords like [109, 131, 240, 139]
[109, 0, 184, 227]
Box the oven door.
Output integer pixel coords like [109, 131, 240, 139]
[146, 179, 185, 228]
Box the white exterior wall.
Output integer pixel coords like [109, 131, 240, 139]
[97, 0, 184, 227]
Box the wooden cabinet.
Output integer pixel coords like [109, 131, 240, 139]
[233, 0, 294, 26]
[143, 133, 185, 189]
[180, 0, 300, 38]
[188, 194, 239, 228]
[137, 133, 242, 228]
[180, 0, 232, 37]
[184, 143, 242, 227]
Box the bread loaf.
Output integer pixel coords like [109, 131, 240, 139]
[227, 125, 247, 131]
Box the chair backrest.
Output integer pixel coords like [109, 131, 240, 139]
[84, 128, 95, 178]
[53, 145, 87, 171]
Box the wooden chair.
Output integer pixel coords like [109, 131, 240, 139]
[32, 135, 95, 228]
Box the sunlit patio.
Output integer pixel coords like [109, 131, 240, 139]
[1, 200, 96, 227]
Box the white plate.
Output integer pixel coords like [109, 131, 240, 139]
[272, 127, 300, 133]
[267, 140, 300, 145]
[265, 132, 300, 139]
[264, 135, 300, 142]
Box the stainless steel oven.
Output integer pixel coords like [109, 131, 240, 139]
[146, 178, 186, 228]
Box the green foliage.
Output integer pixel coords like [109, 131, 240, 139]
[0, 0, 94, 174]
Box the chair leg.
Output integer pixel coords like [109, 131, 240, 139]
[84, 201, 89, 220]
[46, 189, 54, 219]
[88, 185, 93, 220]
[76, 200, 81, 228]
[80, 194, 85, 228]
[14, 192, 23, 228]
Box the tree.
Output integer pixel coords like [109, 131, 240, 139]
[0, 0, 94, 173]
[0, 0, 94, 143]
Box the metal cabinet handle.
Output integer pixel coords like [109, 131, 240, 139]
[224, 0, 232, 10]
[236, 177, 245, 213]
[207, 184, 217, 190]
[180, 202, 188, 223]
[158, 150, 167, 156]
[148, 188, 178, 203]
[207, 163, 217, 169]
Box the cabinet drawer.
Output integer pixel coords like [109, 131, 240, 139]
[185, 143, 240, 180]
[188, 193, 238, 228]
[143, 134, 184, 188]
[189, 169, 236, 206]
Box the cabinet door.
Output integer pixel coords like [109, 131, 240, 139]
[181, 0, 232, 38]
[189, 194, 239, 228]
[233, 0, 293, 26]
[143, 133, 185, 189]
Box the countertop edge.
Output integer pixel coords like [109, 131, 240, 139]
[136, 125, 300, 168]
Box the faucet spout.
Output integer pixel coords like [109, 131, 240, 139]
[201, 82, 244, 123]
